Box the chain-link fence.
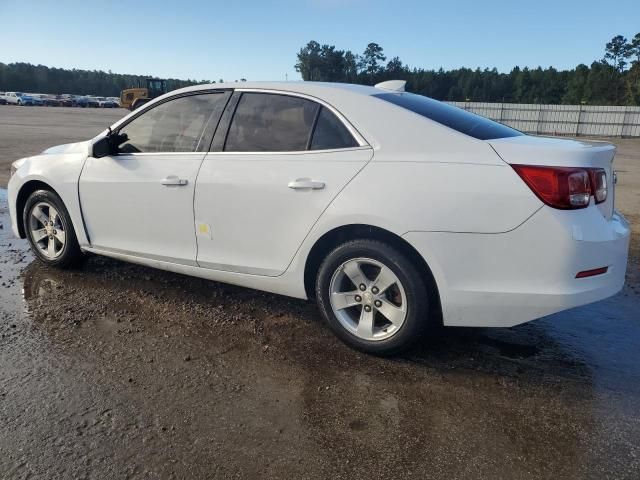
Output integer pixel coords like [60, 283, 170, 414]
[447, 102, 640, 137]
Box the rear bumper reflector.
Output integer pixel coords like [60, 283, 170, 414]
[575, 267, 608, 279]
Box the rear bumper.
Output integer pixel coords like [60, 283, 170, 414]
[404, 206, 630, 327]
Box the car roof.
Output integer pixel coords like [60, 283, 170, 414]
[173, 81, 382, 98]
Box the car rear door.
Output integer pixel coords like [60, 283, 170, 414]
[194, 90, 372, 276]
[79, 91, 230, 265]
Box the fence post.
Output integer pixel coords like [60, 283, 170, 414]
[499, 102, 504, 123]
[620, 106, 629, 138]
[535, 104, 542, 135]
[575, 104, 582, 137]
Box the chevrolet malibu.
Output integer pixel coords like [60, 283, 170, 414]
[8, 81, 631, 354]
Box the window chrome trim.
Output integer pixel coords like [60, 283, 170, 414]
[204, 145, 372, 156]
[109, 89, 232, 132]
[234, 88, 369, 148]
[112, 152, 210, 157]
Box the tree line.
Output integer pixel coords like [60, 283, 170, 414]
[1, 34, 638, 105]
[295, 34, 640, 105]
[0, 63, 231, 97]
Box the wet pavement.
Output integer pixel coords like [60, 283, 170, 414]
[1, 188, 639, 479]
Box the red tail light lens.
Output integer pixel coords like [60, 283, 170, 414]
[511, 165, 607, 210]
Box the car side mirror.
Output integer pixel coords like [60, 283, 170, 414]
[92, 136, 112, 158]
[92, 132, 129, 158]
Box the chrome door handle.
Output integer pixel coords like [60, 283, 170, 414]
[288, 178, 325, 190]
[161, 176, 188, 186]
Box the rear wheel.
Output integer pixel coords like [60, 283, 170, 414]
[23, 190, 83, 268]
[316, 239, 430, 355]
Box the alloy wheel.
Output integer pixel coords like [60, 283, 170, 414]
[28, 202, 66, 259]
[329, 257, 407, 341]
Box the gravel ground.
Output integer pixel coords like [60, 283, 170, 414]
[0, 107, 639, 479]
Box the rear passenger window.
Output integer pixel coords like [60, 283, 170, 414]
[311, 107, 358, 150]
[224, 93, 318, 152]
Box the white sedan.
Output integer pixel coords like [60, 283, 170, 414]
[8, 80, 631, 354]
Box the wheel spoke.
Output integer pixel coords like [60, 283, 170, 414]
[32, 206, 48, 226]
[356, 307, 375, 340]
[331, 291, 360, 310]
[372, 266, 397, 294]
[376, 300, 405, 326]
[49, 206, 59, 224]
[47, 238, 56, 257]
[32, 228, 48, 243]
[343, 261, 368, 289]
[53, 229, 66, 245]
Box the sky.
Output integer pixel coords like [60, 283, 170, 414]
[0, 0, 637, 81]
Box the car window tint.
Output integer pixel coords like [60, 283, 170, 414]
[119, 93, 227, 153]
[373, 92, 523, 140]
[225, 93, 319, 152]
[310, 107, 358, 150]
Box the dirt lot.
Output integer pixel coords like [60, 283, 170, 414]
[1, 107, 639, 479]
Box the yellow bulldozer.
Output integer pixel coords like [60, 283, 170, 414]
[120, 78, 168, 110]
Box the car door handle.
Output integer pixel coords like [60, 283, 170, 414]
[161, 176, 188, 186]
[288, 178, 325, 190]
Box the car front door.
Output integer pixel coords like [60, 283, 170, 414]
[194, 91, 373, 276]
[79, 91, 230, 265]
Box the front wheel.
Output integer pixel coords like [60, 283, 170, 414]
[316, 239, 430, 355]
[23, 190, 83, 268]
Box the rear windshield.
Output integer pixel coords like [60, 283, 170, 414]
[373, 92, 522, 140]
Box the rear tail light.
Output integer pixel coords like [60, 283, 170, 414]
[511, 165, 607, 210]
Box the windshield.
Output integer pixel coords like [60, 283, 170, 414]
[373, 92, 522, 140]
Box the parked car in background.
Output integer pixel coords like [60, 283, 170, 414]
[4, 92, 35, 106]
[28, 94, 44, 106]
[4, 92, 18, 104]
[85, 96, 100, 108]
[96, 97, 118, 108]
[38, 94, 61, 107]
[71, 96, 88, 108]
[0, 92, 6, 105]
[107, 97, 121, 107]
[57, 95, 73, 107]
[6, 80, 631, 354]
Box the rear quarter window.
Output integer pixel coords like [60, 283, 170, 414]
[373, 92, 522, 140]
[310, 107, 359, 150]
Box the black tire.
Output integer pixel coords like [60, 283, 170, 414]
[316, 239, 430, 355]
[23, 190, 83, 268]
